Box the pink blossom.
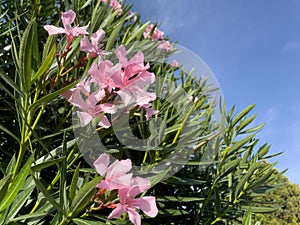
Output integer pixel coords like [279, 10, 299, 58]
[101, 0, 123, 14]
[170, 59, 179, 68]
[158, 40, 173, 52]
[140, 104, 159, 120]
[88, 60, 121, 90]
[112, 46, 156, 107]
[44, 10, 89, 43]
[80, 29, 106, 58]
[70, 88, 116, 127]
[108, 177, 158, 225]
[143, 24, 164, 41]
[94, 154, 133, 190]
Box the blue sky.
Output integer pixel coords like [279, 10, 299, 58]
[126, 0, 300, 185]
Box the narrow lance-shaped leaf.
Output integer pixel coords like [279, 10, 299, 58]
[19, 18, 39, 92]
[32, 175, 66, 216]
[32, 45, 55, 83]
[69, 176, 102, 218]
[0, 154, 34, 212]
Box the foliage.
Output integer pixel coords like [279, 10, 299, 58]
[0, 0, 285, 224]
[253, 169, 300, 224]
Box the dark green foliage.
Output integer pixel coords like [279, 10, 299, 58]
[253, 170, 300, 225]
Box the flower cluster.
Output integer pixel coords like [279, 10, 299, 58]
[44, 9, 157, 128]
[93, 154, 158, 225]
[143, 24, 173, 52]
[101, 0, 123, 15]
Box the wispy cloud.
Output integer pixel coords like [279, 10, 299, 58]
[283, 41, 300, 52]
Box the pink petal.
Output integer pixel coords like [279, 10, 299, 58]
[131, 197, 158, 218]
[71, 25, 89, 36]
[127, 208, 141, 225]
[129, 177, 151, 197]
[141, 106, 158, 120]
[109, 173, 132, 190]
[44, 25, 66, 35]
[77, 111, 93, 126]
[71, 90, 88, 110]
[107, 159, 132, 178]
[91, 29, 105, 46]
[61, 10, 76, 27]
[93, 153, 110, 176]
[128, 71, 155, 87]
[108, 204, 126, 219]
[115, 45, 128, 66]
[117, 89, 133, 106]
[80, 36, 94, 52]
[134, 88, 156, 106]
[98, 116, 111, 128]
[99, 103, 117, 114]
[61, 88, 75, 102]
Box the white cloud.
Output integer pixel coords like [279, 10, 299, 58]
[283, 41, 300, 52]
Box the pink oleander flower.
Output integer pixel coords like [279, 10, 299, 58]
[94, 153, 133, 190]
[128, 11, 137, 22]
[170, 59, 179, 68]
[113, 46, 156, 107]
[143, 24, 164, 41]
[44, 10, 89, 43]
[101, 0, 123, 14]
[88, 60, 121, 91]
[80, 29, 106, 58]
[140, 104, 159, 120]
[158, 40, 173, 52]
[108, 177, 158, 225]
[70, 87, 117, 127]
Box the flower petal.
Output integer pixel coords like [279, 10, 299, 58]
[44, 25, 66, 35]
[91, 29, 105, 46]
[80, 36, 94, 52]
[130, 197, 158, 218]
[77, 111, 93, 126]
[108, 204, 126, 219]
[129, 177, 151, 197]
[61, 10, 76, 27]
[127, 208, 141, 225]
[93, 153, 110, 176]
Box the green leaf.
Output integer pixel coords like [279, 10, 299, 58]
[216, 158, 241, 182]
[228, 133, 256, 156]
[124, 21, 150, 44]
[72, 218, 106, 225]
[0, 69, 24, 98]
[241, 205, 281, 213]
[31, 45, 55, 83]
[0, 154, 33, 212]
[7, 178, 35, 221]
[19, 18, 38, 92]
[235, 162, 260, 199]
[69, 163, 81, 202]
[32, 175, 66, 216]
[0, 124, 20, 144]
[9, 212, 49, 222]
[242, 207, 252, 225]
[70, 176, 102, 218]
[59, 132, 68, 221]
[105, 21, 124, 51]
[42, 35, 57, 61]
[29, 80, 77, 111]
[5, 155, 16, 175]
[31, 158, 65, 172]
[0, 175, 12, 201]
[232, 104, 255, 127]
[156, 196, 205, 202]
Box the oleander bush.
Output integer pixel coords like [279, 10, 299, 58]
[0, 0, 285, 224]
